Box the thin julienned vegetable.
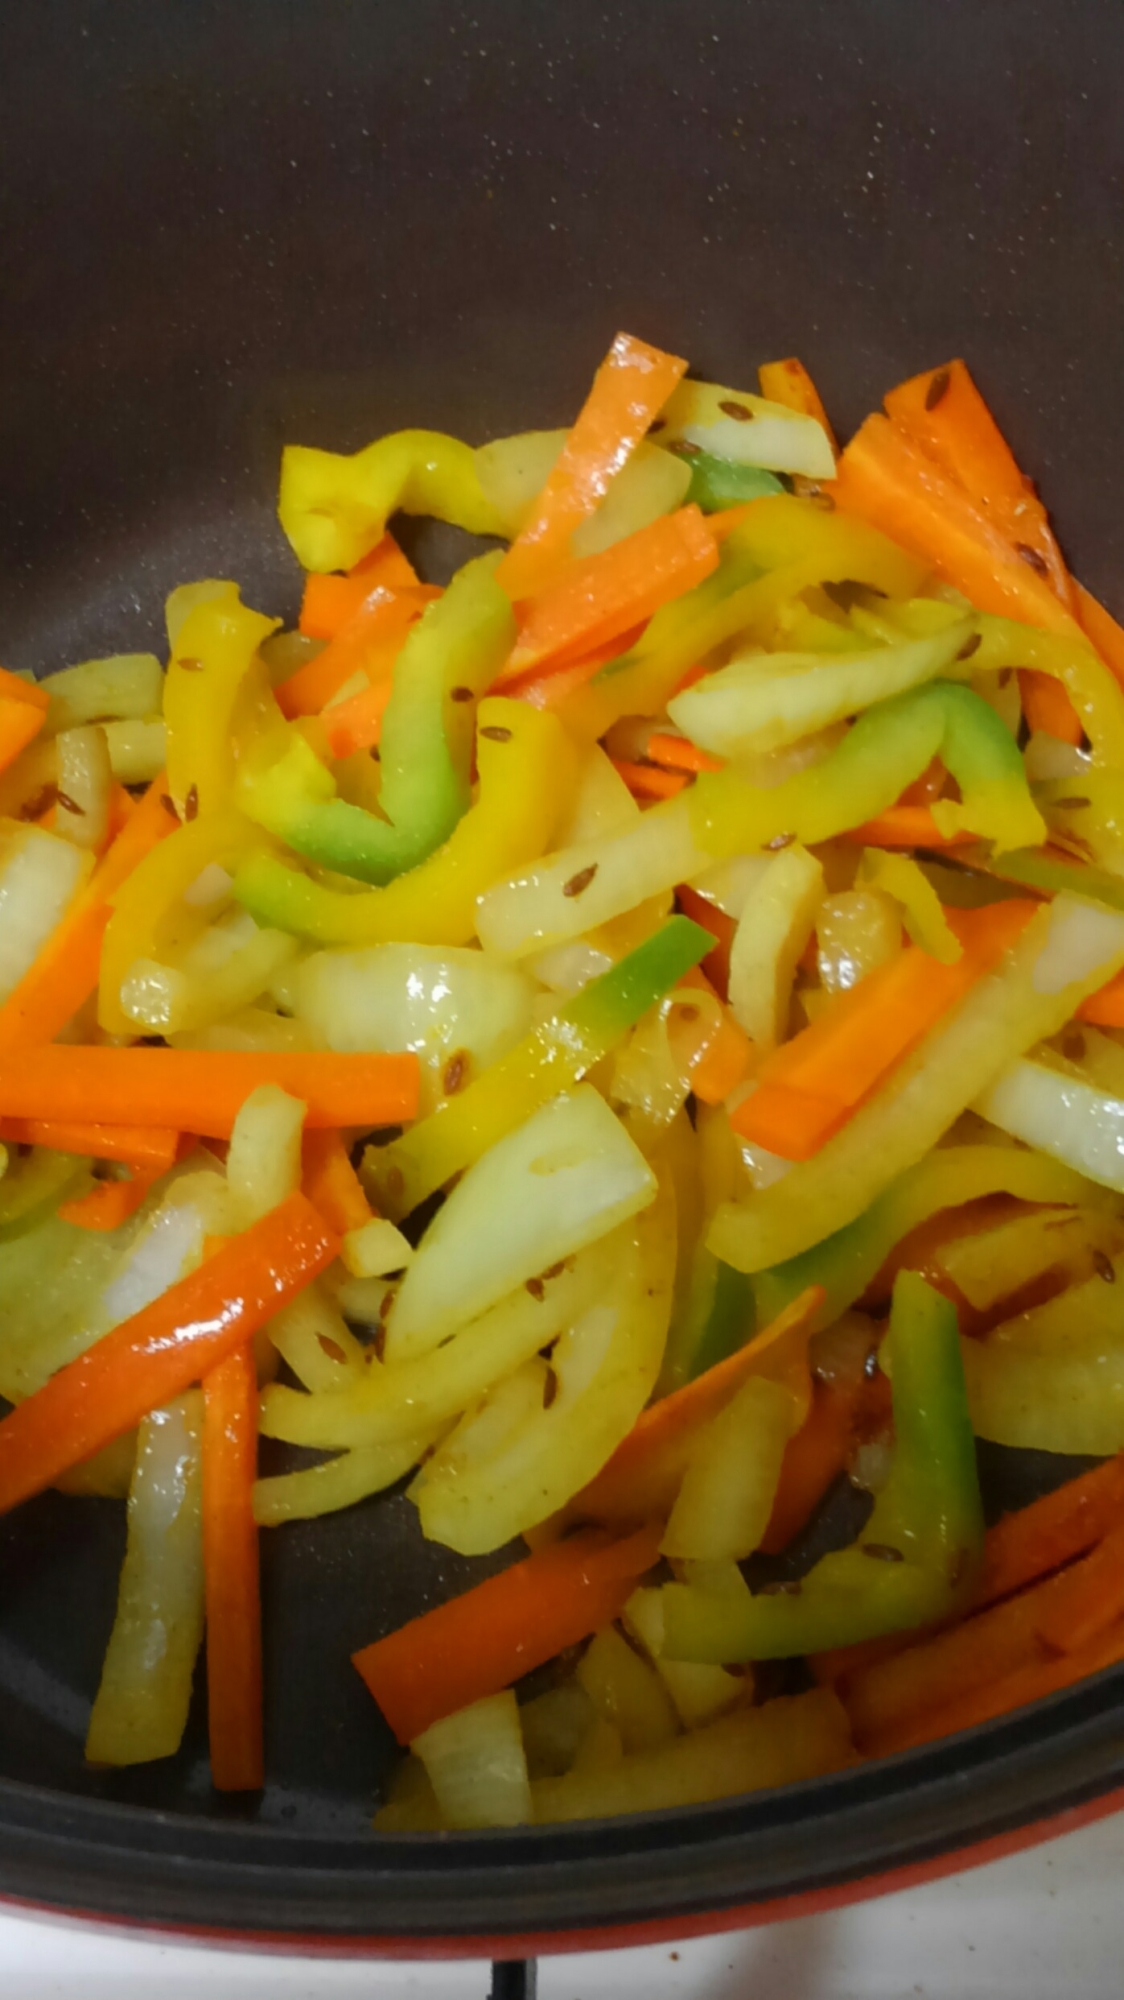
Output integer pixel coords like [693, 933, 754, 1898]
[5, 331, 1124, 1821]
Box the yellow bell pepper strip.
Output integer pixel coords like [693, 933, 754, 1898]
[562, 495, 928, 738]
[365, 915, 713, 1220]
[689, 682, 1047, 860]
[496, 332, 687, 601]
[856, 850, 962, 965]
[709, 894, 1124, 1275]
[751, 1144, 1096, 1334]
[238, 556, 514, 886]
[970, 615, 1124, 768]
[279, 430, 513, 575]
[98, 809, 265, 1035]
[163, 587, 279, 818]
[757, 358, 839, 453]
[661, 1273, 983, 1662]
[233, 696, 574, 948]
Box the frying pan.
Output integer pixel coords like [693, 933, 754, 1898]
[2, 0, 1124, 1961]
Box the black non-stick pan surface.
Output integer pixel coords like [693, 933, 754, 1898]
[2, 0, 1124, 1952]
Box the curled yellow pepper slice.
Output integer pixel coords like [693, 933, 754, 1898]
[279, 431, 515, 574]
[164, 587, 279, 818]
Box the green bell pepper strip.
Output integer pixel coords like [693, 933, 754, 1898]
[690, 681, 1046, 859]
[957, 844, 1124, 915]
[364, 916, 713, 1220]
[279, 430, 515, 574]
[752, 1144, 1097, 1335]
[232, 696, 575, 947]
[661, 1272, 984, 1662]
[673, 450, 785, 512]
[238, 556, 515, 886]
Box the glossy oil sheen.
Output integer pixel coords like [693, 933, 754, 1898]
[1, 0, 1123, 1944]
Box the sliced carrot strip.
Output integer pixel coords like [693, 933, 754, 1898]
[883, 1615, 1124, 1753]
[675, 884, 736, 1000]
[321, 671, 396, 760]
[0, 666, 49, 712]
[612, 758, 689, 801]
[1075, 582, 1124, 695]
[840, 806, 976, 849]
[0, 1192, 336, 1517]
[0, 778, 178, 1056]
[1079, 973, 1124, 1028]
[0, 1118, 179, 1171]
[277, 585, 436, 720]
[646, 731, 725, 775]
[501, 506, 718, 684]
[883, 359, 1073, 608]
[758, 357, 839, 453]
[832, 414, 1088, 643]
[760, 1376, 872, 1556]
[731, 1081, 849, 1162]
[676, 966, 753, 1106]
[0, 698, 46, 775]
[1018, 666, 1084, 746]
[568, 1287, 824, 1531]
[203, 1342, 264, 1791]
[353, 1524, 663, 1745]
[0, 1048, 419, 1138]
[504, 626, 646, 711]
[301, 1127, 373, 1236]
[57, 1170, 159, 1232]
[299, 533, 420, 638]
[497, 332, 687, 601]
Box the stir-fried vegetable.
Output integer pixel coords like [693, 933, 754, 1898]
[6, 331, 1124, 1824]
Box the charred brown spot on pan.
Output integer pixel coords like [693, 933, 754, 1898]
[450, 685, 474, 703]
[956, 633, 982, 661]
[718, 398, 754, 421]
[563, 863, 598, 898]
[56, 791, 85, 816]
[1016, 543, 1049, 577]
[541, 1365, 559, 1409]
[765, 831, 796, 851]
[1093, 1249, 1117, 1284]
[862, 1542, 904, 1563]
[479, 724, 512, 743]
[925, 367, 952, 411]
[442, 1050, 470, 1097]
[184, 784, 199, 822]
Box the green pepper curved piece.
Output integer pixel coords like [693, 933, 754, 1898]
[661, 1272, 983, 1661]
[239, 555, 515, 886]
[279, 430, 514, 573]
[365, 915, 713, 1219]
[690, 680, 1046, 858]
[673, 449, 785, 512]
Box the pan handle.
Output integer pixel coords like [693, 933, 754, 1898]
[491, 1959, 538, 1999]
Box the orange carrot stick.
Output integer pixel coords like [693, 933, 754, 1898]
[0, 697, 46, 775]
[675, 884, 736, 999]
[646, 731, 725, 775]
[832, 414, 1089, 643]
[840, 805, 977, 849]
[612, 758, 690, 801]
[301, 1127, 373, 1236]
[203, 1343, 264, 1791]
[1076, 582, 1124, 694]
[57, 1169, 159, 1232]
[1018, 667, 1084, 746]
[0, 666, 49, 712]
[352, 1523, 663, 1745]
[500, 506, 718, 684]
[321, 671, 396, 759]
[758, 358, 839, 454]
[1079, 972, 1124, 1028]
[978, 1454, 1124, 1612]
[0, 1048, 419, 1138]
[735, 902, 1036, 1160]
[505, 627, 647, 711]
[676, 966, 753, 1105]
[0, 778, 178, 1056]
[760, 1378, 862, 1556]
[567, 1286, 824, 1531]
[881, 1614, 1124, 1753]
[883, 359, 1073, 607]
[497, 332, 687, 601]
[730, 1081, 849, 1163]
[843, 1523, 1124, 1755]
[277, 585, 437, 720]
[0, 1193, 336, 1517]
[299, 533, 420, 638]
[0, 1117, 179, 1171]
